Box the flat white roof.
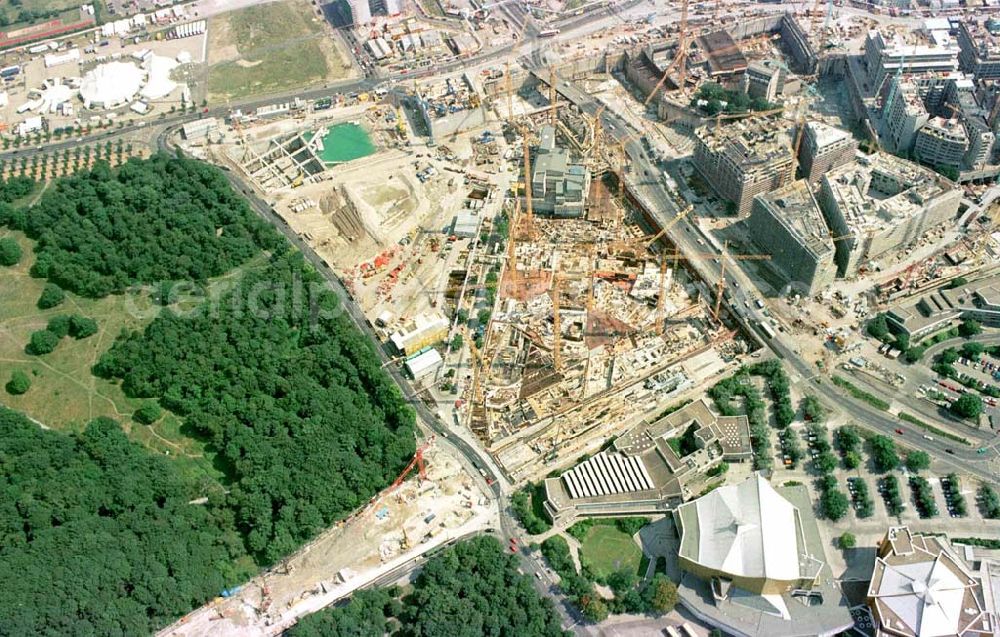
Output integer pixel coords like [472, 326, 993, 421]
[404, 348, 443, 376]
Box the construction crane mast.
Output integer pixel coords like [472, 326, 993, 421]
[551, 271, 563, 372]
[521, 129, 536, 240]
[549, 66, 558, 127]
[643, 0, 689, 106]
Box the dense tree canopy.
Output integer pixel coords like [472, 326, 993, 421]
[289, 537, 567, 637]
[95, 253, 416, 563]
[36, 282, 64, 309]
[0, 236, 21, 266]
[2, 155, 281, 298]
[869, 435, 900, 473]
[0, 408, 249, 636]
[952, 393, 983, 420]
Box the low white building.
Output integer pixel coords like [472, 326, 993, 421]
[404, 348, 443, 381]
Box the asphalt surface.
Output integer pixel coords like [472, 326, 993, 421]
[544, 70, 1000, 484]
[38, 5, 998, 626]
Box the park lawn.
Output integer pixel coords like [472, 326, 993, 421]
[578, 525, 644, 579]
[0, 230, 265, 486]
[207, 0, 348, 100]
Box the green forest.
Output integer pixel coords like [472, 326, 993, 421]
[0, 156, 419, 632]
[0, 408, 250, 636]
[94, 252, 417, 563]
[0, 155, 281, 297]
[288, 536, 567, 637]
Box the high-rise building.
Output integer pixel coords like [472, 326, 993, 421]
[817, 153, 961, 277]
[799, 121, 858, 184]
[880, 76, 930, 155]
[349, 0, 372, 26]
[692, 117, 795, 216]
[864, 30, 960, 94]
[746, 180, 837, 294]
[914, 117, 968, 169]
[957, 20, 1000, 80]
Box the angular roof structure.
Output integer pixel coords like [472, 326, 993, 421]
[677, 474, 809, 583]
[868, 527, 993, 637]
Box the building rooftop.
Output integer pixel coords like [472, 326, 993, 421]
[696, 117, 793, 169]
[676, 474, 823, 584]
[675, 483, 853, 637]
[868, 526, 993, 637]
[757, 180, 834, 259]
[822, 153, 958, 233]
[544, 398, 751, 520]
[961, 20, 1000, 62]
[809, 121, 852, 149]
[922, 116, 968, 142]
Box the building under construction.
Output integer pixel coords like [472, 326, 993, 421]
[817, 152, 962, 278]
[692, 116, 795, 216]
[464, 119, 748, 483]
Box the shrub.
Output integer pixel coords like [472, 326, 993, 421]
[5, 370, 30, 395]
[36, 283, 65, 309]
[0, 236, 22, 266]
[133, 403, 163, 425]
[68, 315, 98, 339]
[46, 315, 71, 338]
[840, 532, 856, 549]
[26, 329, 60, 355]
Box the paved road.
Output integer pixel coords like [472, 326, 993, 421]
[545, 70, 1000, 485]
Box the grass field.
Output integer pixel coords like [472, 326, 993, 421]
[578, 525, 643, 579]
[0, 230, 236, 486]
[206, 0, 348, 101]
[0, 1, 83, 31]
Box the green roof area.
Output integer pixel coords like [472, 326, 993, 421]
[304, 123, 375, 164]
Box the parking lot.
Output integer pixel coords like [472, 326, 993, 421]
[767, 413, 995, 569]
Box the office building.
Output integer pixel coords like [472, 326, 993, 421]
[887, 273, 1000, 338]
[746, 181, 837, 295]
[914, 116, 968, 169]
[692, 117, 795, 216]
[744, 60, 787, 104]
[864, 30, 960, 94]
[867, 526, 994, 637]
[880, 76, 931, 155]
[818, 153, 961, 277]
[958, 20, 1000, 80]
[799, 121, 859, 184]
[530, 125, 590, 218]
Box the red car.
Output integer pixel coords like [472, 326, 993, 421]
[895, 428, 904, 435]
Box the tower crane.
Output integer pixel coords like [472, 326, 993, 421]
[644, 0, 689, 107]
[551, 271, 563, 372]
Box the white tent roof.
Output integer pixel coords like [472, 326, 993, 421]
[140, 54, 178, 100]
[873, 554, 973, 637]
[79, 61, 144, 108]
[686, 474, 803, 581]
